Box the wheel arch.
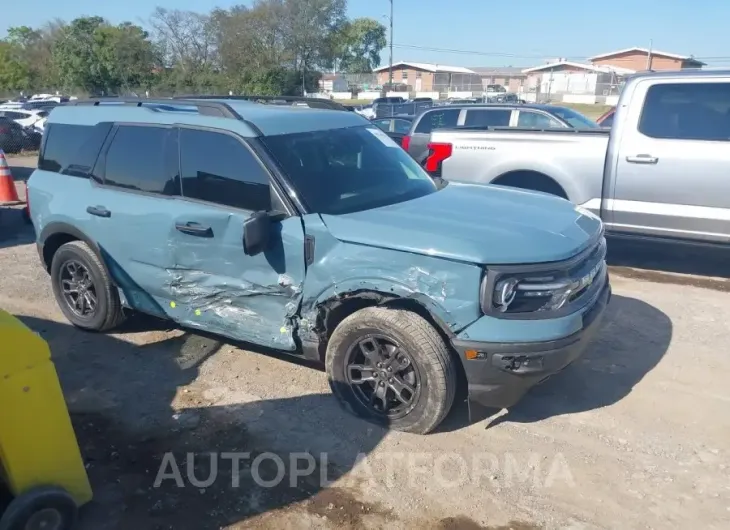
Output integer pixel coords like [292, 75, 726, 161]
[491, 170, 569, 199]
[302, 289, 457, 364]
[39, 222, 104, 274]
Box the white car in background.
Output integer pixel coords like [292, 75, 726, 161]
[0, 108, 50, 132]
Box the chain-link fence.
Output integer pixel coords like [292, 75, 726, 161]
[0, 117, 42, 155]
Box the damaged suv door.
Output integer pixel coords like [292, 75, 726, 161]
[165, 127, 307, 350]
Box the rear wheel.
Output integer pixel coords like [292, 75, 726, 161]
[326, 307, 457, 434]
[0, 487, 77, 530]
[50, 240, 125, 331]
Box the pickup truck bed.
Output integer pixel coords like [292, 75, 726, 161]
[424, 69, 730, 246]
[429, 127, 610, 215]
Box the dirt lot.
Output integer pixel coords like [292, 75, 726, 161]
[2, 157, 729, 529]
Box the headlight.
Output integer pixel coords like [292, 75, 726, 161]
[481, 241, 607, 316]
[493, 278, 519, 312]
[491, 274, 576, 313]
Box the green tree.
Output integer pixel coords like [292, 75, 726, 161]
[0, 41, 32, 91]
[52, 17, 156, 94]
[333, 17, 387, 73]
[6, 23, 65, 89]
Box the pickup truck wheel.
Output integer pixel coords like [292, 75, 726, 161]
[50, 240, 126, 332]
[326, 307, 457, 434]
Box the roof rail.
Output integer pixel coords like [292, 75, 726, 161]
[65, 97, 244, 119]
[174, 94, 349, 111]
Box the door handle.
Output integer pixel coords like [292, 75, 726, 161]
[87, 206, 111, 218]
[626, 154, 658, 164]
[175, 222, 213, 237]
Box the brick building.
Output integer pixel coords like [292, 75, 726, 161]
[588, 47, 706, 71]
[469, 67, 528, 92]
[372, 62, 481, 92]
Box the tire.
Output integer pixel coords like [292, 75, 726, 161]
[50, 240, 126, 331]
[326, 307, 457, 434]
[0, 486, 77, 530]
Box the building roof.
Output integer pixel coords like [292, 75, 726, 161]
[522, 61, 635, 75]
[468, 66, 528, 76]
[372, 61, 476, 74]
[588, 47, 706, 65]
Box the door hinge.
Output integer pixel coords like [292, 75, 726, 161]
[304, 235, 315, 266]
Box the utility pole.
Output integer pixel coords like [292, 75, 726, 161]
[389, 0, 394, 88]
[646, 39, 653, 71]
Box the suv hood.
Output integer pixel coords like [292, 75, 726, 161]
[320, 182, 602, 264]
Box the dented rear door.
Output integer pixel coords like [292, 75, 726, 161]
[166, 127, 306, 350]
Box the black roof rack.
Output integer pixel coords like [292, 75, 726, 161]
[66, 97, 244, 119]
[174, 94, 349, 111]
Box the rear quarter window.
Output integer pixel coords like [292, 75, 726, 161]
[414, 109, 460, 134]
[38, 123, 101, 174]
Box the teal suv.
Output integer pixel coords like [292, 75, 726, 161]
[27, 97, 611, 434]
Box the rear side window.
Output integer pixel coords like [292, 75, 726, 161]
[103, 125, 178, 195]
[414, 109, 460, 134]
[179, 129, 271, 212]
[38, 124, 95, 173]
[464, 109, 511, 127]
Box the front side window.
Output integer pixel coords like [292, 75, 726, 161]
[549, 107, 599, 129]
[464, 109, 511, 127]
[518, 111, 562, 128]
[372, 119, 392, 132]
[104, 125, 178, 195]
[179, 128, 272, 212]
[262, 126, 438, 215]
[639, 82, 730, 141]
[393, 119, 413, 134]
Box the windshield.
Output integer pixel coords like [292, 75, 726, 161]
[262, 126, 438, 215]
[550, 107, 600, 129]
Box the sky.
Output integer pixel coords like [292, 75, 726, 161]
[2, 0, 728, 68]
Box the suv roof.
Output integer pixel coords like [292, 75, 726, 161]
[49, 97, 368, 137]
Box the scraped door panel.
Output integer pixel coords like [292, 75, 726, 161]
[167, 203, 306, 350]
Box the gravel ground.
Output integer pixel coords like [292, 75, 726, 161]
[2, 156, 729, 529]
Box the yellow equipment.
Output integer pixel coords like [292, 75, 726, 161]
[0, 310, 92, 530]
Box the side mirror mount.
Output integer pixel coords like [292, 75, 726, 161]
[243, 210, 287, 256]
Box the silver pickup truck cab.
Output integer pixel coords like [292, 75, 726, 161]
[427, 69, 730, 246]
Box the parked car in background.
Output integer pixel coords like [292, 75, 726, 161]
[426, 69, 730, 246]
[0, 117, 27, 153]
[354, 104, 375, 119]
[27, 96, 610, 434]
[373, 96, 406, 105]
[402, 103, 598, 165]
[371, 115, 414, 142]
[0, 108, 50, 132]
[596, 107, 615, 128]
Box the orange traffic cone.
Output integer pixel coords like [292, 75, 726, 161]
[0, 149, 22, 205]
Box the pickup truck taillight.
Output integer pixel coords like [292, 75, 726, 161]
[425, 142, 453, 174]
[401, 135, 411, 150]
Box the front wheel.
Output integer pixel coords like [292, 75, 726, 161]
[325, 307, 457, 434]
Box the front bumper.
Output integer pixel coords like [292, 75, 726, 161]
[451, 282, 611, 417]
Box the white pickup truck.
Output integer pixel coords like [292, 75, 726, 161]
[423, 69, 730, 246]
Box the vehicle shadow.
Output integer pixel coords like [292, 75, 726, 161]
[14, 315, 389, 530]
[607, 236, 730, 283]
[485, 294, 672, 427]
[0, 208, 34, 249]
[9, 164, 34, 183]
